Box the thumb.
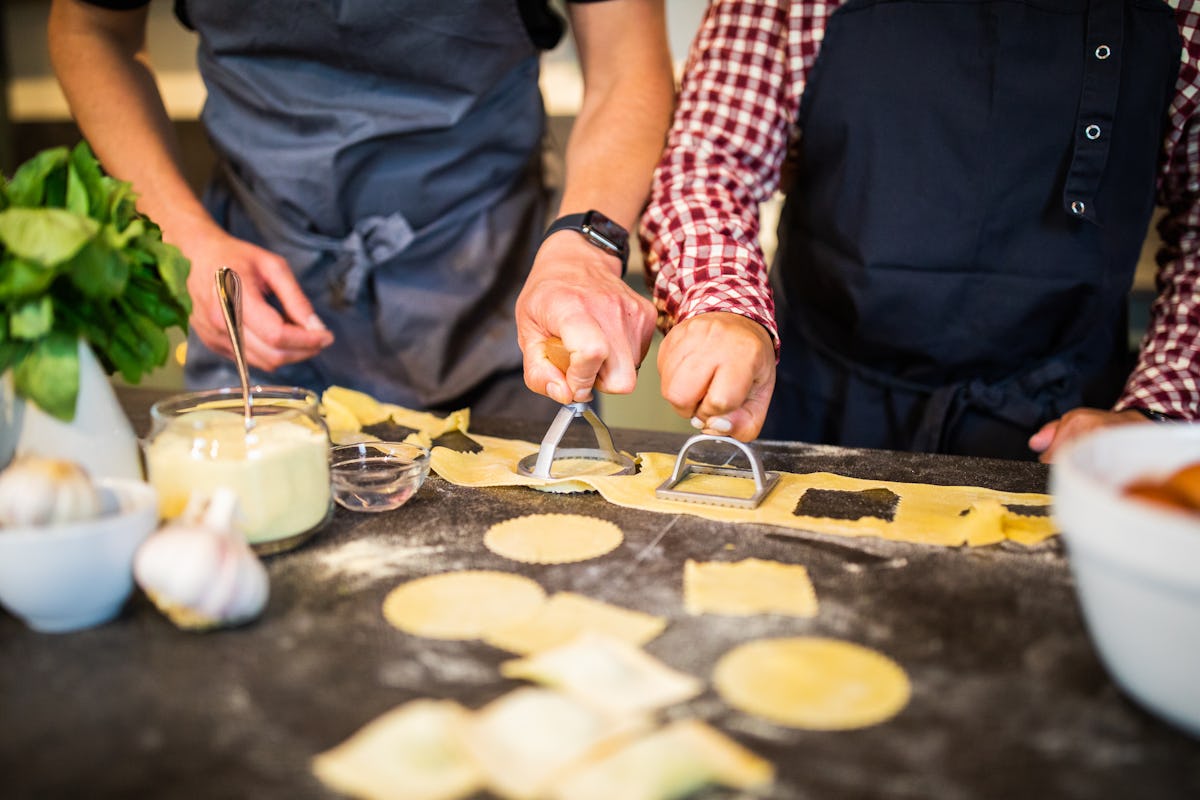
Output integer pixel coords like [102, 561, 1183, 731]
[1028, 420, 1058, 453]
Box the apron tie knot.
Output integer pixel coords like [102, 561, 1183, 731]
[334, 213, 415, 305]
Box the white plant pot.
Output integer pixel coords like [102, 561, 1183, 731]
[0, 339, 142, 480]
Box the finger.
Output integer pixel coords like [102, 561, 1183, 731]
[257, 256, 328, 332]
[660, 359, 717, 420]
[593, 340, 640, 395]
[523, 338, 574, 404]
[701, 369, 774, 442]
[552, 328, 609, 402]
[1028, 420, 1058, 455]
[694, 361, 756, 422]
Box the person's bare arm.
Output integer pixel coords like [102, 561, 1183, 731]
[48, 0, 332, 370]
[516, 0, 673, 404]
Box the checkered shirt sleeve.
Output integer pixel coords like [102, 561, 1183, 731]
[639, 0, 815, 350]
[1116, 0, 1200, 420]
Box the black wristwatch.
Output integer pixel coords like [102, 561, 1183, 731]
[1132, 407, 1176, 423]
[543, 210, 630, 277]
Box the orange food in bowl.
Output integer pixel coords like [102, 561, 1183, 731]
[1124, 462, 1200, 514]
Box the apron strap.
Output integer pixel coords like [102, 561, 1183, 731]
[1061, 0, 1126, 225]
[912, 358, 1078, 452]
[798, 321, 1079, 452]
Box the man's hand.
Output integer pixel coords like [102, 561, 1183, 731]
[1028, 408, 1151, 463]
[516, 233, 656, 405]
[658, 312, 776, 442]
[181, 222, 334, 371]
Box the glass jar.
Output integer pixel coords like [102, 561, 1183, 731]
[144, 386, 332, 555]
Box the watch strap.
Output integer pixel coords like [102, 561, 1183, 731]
[1132, 407, 1176, 423]
[543, 211, 630, 277]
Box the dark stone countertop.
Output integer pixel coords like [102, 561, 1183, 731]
[2, 387, 1197, 799]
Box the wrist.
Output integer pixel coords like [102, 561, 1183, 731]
[1129, 407, 1177, 423]
[542, 210, 630, 277]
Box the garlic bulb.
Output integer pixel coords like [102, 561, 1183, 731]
[134, 488, 269, 631]
[0, 455, 103, 527]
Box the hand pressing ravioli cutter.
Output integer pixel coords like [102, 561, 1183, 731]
[516, 401, 637, 479]
[655, 434, 780, 509]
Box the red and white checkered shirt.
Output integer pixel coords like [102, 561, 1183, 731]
[641, 0, 1200, 420]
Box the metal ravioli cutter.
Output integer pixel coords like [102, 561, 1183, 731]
[656, 433, 780, 509]
[516, 402, 637, 480]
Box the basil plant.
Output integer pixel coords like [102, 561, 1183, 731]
[0, 142, 192, 421]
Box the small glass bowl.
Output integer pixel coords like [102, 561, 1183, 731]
[330, 442, 431, 513]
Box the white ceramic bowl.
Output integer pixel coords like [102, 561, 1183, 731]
[1051, 424, 1200, 738]
[0, 478, 158, 633]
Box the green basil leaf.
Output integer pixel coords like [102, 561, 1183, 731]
[66, 161, 90, 217]
[0, 208, 99, 265]
[10, 296, 54, 339]
[13, 332, 78, 422]
[5, 148, 69, 207]
[68, 141, 106, 217]
[0, 340, 31, 375]
[0, 257, 58, 300]
[105, 335, 143, 384]
[125, 308, 170, 365]
[105, 218, 145, 250]
[141, 238, 193, 314]
[65, 240, 130, 299]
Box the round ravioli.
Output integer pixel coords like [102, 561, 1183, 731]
[530, 457, 628, 494]
[382, 570, 546, 640]
[484, 514, 624, 564]
[714, 637, 910, 730]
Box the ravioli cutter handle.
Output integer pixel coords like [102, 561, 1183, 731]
[669, 433, 773, 493]
[529, 402, 588, 478]
[580, 406, 622, 463]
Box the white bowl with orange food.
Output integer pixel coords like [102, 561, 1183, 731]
[1051, 423, 1200, 738]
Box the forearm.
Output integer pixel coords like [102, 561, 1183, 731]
[1117, 218, 1200, 420]
[48, 0, 218, 248]
[639, 0, 796, 343]
[557, 0, 674, 238]
[1116, 50, 1200, 420]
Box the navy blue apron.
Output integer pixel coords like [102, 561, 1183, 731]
[763, 0, 1181, 459]
[180, 0, 561, 421]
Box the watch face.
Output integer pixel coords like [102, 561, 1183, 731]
[582, 211, 629, 255]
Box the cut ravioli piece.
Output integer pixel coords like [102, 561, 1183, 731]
[714, 637, 911, 730]
[321, 392, 365, 442]
[484, 514, 623, 564]
[549, 718, 774, 800]
[382, 570, 546, 640]
[461, 688, 646, 800]
[531, 457, 630, 494]
[311, 699, 481, 800]
[484, 592, 668, 655]
[683, 558, 818, 618]
[501, 632, 703, 718]
[324, 385, 394, 426]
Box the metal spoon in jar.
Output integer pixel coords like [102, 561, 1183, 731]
[215, 266, 254, 429]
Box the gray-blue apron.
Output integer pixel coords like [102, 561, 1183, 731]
[764, 0, 1182, 459]
[181, 0, 560, 421]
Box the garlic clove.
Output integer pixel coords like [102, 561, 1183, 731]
[0, 455, 103, 527]
[133, 488, 270, 631]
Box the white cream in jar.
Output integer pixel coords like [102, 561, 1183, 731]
[145, 408, 330, 546]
